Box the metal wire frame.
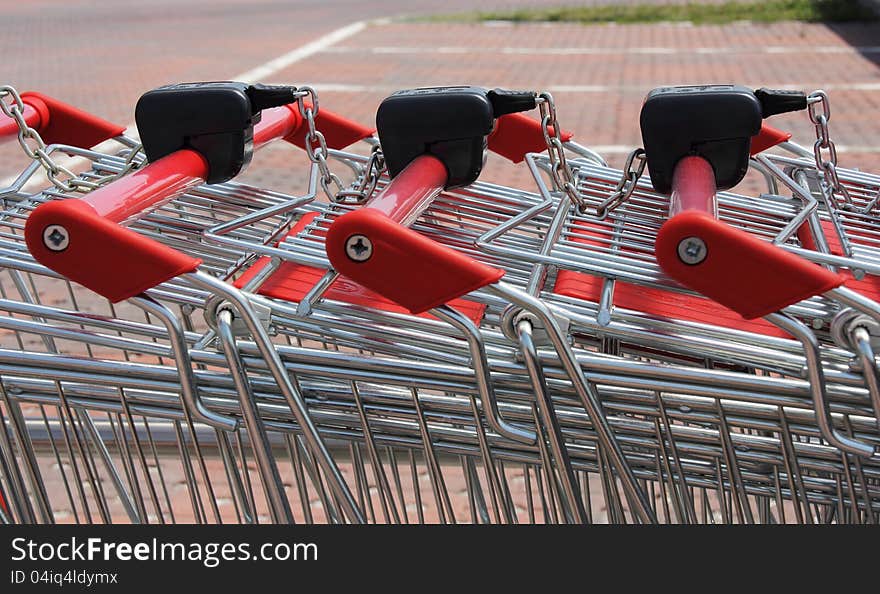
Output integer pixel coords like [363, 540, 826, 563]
[2, 140, 880, 523]
[167, 149, 880, 520]
[2, 252, 879, 524]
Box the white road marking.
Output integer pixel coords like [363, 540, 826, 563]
[325, 45, 880, 56]
[232, 20, 368, 83]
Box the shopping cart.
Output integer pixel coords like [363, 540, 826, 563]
[2, 81, 880, 524]
[0, 82, 582, 525]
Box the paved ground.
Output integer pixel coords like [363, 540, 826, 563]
[234, 18, 880, 195]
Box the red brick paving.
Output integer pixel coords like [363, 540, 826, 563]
[238, 19, 880, 193]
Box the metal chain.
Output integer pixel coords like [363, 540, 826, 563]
[1, 85, 89, 192]
[538, 92, 586, 210]
[1, 84, 143, 193]
[296, 86, 383, 203]
[334, 143, 385, 204]
[296, 86, 350, 202]
[808, 90, 853, 211]
[595, 148, 646, 218]
[538, 91, 644, 217]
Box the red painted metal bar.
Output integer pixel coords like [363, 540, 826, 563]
[79, 105, 303, 224]
[362, 154, 448, 226]
[488, 112, 573, 163]
[2, 92, 125, 148]
[749, 121, 792, 156]
[87, 149, 210, 223]
[254, 105, 304, 147]
[656, 147, 845, 321]
[669, 155, 717, 218]
[22, 104, 308, 303]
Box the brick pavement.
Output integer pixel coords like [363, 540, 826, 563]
[236, 19, 880, 195]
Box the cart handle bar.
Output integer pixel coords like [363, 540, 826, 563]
[657, 156, 876, 458]
[656, 155, 845, 319]
[326, 154, 504, 313]
[23, 103, 370, 302]
[1, 91, 126, 149]
[489, 112, 573, 163]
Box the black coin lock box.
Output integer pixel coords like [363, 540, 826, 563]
[136, 82, 260, 184]
[376, 87, 496, 189]
[639, 85, 763, 194]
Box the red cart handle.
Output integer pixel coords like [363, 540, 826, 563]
[22, 104, 300, 301]
[25, 100, 372, 302]
[749, 122, 792, 156]
[1, 92, 125, 148]
[26, 198, 202, 303]
[656, 156, 845, 319]
[488, 112, 574, 163]
[668, 155, 717, 218]
[325, 153, 504, 312]
[327, 208, 504, 314]
[361, 154, 448, 225]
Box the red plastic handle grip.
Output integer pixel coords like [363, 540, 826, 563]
[286, 104, 375, 150]
[488, 112, 574, 163]
[749, 122, 792, 156]
[657, 149, 845, 319]
[256, 104, 304, 147]
[7, 92, 126, 149]
[86, 149, 210, 224]
[326, 208, 504, 314]
[655, 210, 844, 319]
[25, 199, 201, 302]
[669, 156, 717, 218]
[22, 105, 302, 301]
[21, 100, 373, 302]
[364, 154, 448, 225]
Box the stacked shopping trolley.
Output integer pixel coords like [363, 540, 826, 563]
[0, 80, 878, 524]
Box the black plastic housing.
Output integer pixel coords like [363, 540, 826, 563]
[376, 87, 496, 188]
[136, 82, 259, 184]
[639, 85, 763, 194]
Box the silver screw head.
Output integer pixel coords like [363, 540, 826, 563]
[43, 225, 69, 252]
[676, 236, 707, 265]
[345, 234, 373, 262]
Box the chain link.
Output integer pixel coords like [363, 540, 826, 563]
[595, 148, 646, 218]
[333, 144, 385, 204]
[537, 92, 586, 210]
[538, 91, 644, 217]
[1, 84, 143, 193]
[296, 86, 345, 200]
[2, 85, 95, 192]
[808, 90, 853, 211]
[295, 86, 383, 203]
